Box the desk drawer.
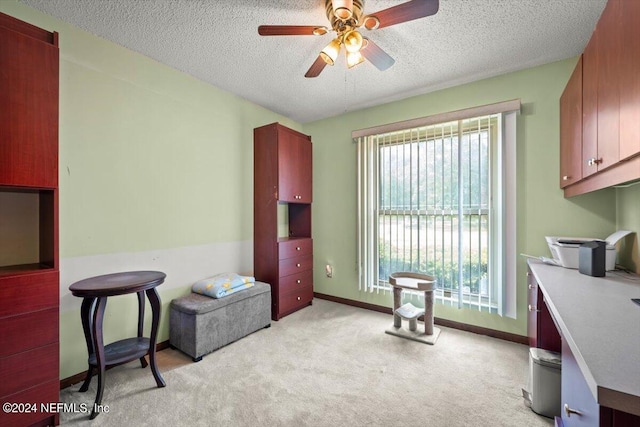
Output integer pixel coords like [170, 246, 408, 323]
[279, 255, 313, 277]
[279, 270, 313, 295]
[278, 283, 313, 314]
[279, 239, 312, 260]
[561, 339, 599, 427]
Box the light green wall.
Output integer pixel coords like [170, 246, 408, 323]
[1, 2, 302, 258]
[616, 184, 640, 273]
[2, 1, 632, 380]
[0, 1, 302, 379]
[304, 58, 618, 337]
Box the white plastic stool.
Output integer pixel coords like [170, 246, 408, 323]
[385, 272, 441, 345]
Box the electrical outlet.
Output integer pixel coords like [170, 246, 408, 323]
[325, 264, 333, 278]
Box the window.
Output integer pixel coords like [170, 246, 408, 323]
[356, 101, 518, 317]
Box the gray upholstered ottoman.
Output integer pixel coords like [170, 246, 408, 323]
[169, 281, 271, 362]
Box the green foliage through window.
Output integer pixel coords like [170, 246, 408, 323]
[376, 117, 496, 308]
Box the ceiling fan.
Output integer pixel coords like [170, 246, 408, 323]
[258, 0, 439, 78]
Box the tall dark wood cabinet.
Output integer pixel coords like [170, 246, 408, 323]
[254, 123, 313, 321]
[0, 12, 60, 427]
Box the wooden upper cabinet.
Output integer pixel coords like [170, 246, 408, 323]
[582, 30, 599, 179]
[619, 0, 640, 160]
[565, 0, 640, 196]
[560, 56, 583, 188]
[295, 134, 312, 202]
[277, 127, 312, 203]
[0, 24, 59, 188]
[596, 0, 622, 172]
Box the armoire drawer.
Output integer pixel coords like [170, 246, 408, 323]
[278, 238, 312, 260]
[279, 270, 313, 295]
[279, 255, 313, 277]
[0, 342, 58, 398]
[278, 283, 313, 314]
[0, 307, 58, 357]
[0, 270, 59, 318]
[0, 378, 58, 427]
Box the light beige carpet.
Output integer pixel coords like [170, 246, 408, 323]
[60, 298, 552, 426]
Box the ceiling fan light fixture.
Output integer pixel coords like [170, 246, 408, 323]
[332, 0, 353, 20]
[346, 50, 365, 68]
[320, 37, 342, 66]
[260, 0, 438, 77]
[343, 30, 363, 53]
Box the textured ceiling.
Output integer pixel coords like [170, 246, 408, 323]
[21, 0, 606, 123]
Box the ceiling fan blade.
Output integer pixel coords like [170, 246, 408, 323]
[258, 25, 327, 36]
[368, 0, 439, 29]
[361, 38, 395, 71]
[305, 55, 328, 78]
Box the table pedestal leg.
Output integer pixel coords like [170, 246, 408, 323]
[146, 287, 166, 388]
[78, 297, 96, 393]
[90, 297, 107, 420]
[137, 291, 148, 369]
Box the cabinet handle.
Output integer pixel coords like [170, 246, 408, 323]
[297, 296, 301, 301]
[562, 175, 570, 181]
[564, 404, 582, 418]
[296, 247, 301, 251]
[587, 158, 602, 166]
[296, 263, 301, 267]
[528, 284, 534, 290]
[528, 304, 540, 313]
[296, 279, 301, 284]
[526, 272, 530, 277]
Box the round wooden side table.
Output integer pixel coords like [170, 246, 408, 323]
[69, 271, 167, 419]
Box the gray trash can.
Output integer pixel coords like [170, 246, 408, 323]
[529, 347, 561, 418]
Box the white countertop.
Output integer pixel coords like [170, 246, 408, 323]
[528, 260, 640, 416]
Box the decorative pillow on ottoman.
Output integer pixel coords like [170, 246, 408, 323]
[192, 273, 255, 298]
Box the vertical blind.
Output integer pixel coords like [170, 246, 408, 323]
[356, 101, 519, 317]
